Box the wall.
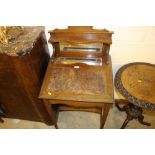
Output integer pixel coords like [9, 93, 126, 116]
[45, 26, 155, 98]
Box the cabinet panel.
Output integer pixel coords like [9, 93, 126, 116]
[0, 28, 56, 125]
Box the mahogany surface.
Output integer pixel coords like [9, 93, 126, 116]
[115, 62, 155, 109]
[39, 26, 114, 128]
[40, 57, 113, 103]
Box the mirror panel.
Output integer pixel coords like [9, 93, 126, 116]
[60, 42, 103, 53]
[54, 57, 102, 66]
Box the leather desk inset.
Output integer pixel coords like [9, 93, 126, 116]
[40, 58, 114, 103]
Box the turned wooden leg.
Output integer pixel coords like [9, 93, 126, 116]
[43, 100, 59, 129]
[121, 115, 133, 129]
[100, 104, 111, 129]
[54, 123, 58, 129]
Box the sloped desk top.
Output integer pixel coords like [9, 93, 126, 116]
[39, 56, 114, 104]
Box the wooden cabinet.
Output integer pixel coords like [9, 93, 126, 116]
[0, 27, 56, 125]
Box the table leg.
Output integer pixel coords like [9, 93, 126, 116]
[115, 99, 151, 129]
[138, 115, 151, 126]
[100, 104, 111, 129]
[0, 117, 4, 123]
[54, 123, 58, 129]
[0, 108, 5, 123]
[121, 115, 133, 129]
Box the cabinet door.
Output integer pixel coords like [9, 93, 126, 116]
[0, 55, 42, 121]
[0, 34, 56, 125]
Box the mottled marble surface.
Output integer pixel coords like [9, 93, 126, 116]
[0, 26, 43, 56]
[0, 105, 155, 129]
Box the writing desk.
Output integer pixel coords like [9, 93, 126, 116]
[39, 26, 114, 128]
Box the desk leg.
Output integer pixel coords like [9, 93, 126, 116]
[43, 100, 58, 129]
[100, 104, 111, 129]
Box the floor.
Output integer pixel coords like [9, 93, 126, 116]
[0, 104, 155, 129]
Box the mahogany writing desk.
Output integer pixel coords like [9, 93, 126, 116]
[39, 26, 114, 128]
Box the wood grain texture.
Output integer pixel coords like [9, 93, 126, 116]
[39, 57, 114, 103]
[121, 64, 155, 104]
[0, 28, 56, 125]
[115, 62, 155, 110]
[49, 26, 113, 44]
[39, 26, 114, 128]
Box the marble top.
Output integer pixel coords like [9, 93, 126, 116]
[0, 26, 44, 56]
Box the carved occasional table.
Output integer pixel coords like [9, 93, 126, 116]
[115, 62, 155, 129]
[39, 26, 114, 128]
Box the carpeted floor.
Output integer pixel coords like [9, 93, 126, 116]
[0, 104, 155, 129]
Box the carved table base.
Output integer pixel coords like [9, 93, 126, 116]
[115, 100, 151, 129]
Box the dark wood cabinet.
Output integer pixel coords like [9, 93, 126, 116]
[0, 27, 56, 125]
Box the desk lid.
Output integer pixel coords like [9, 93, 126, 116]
[39, 56, 114, 103]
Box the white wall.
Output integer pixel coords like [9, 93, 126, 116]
[45, 26, 155, 98]
[108, 27, 155, 74]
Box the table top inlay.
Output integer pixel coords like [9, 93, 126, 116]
[115, 62, 155, 109]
